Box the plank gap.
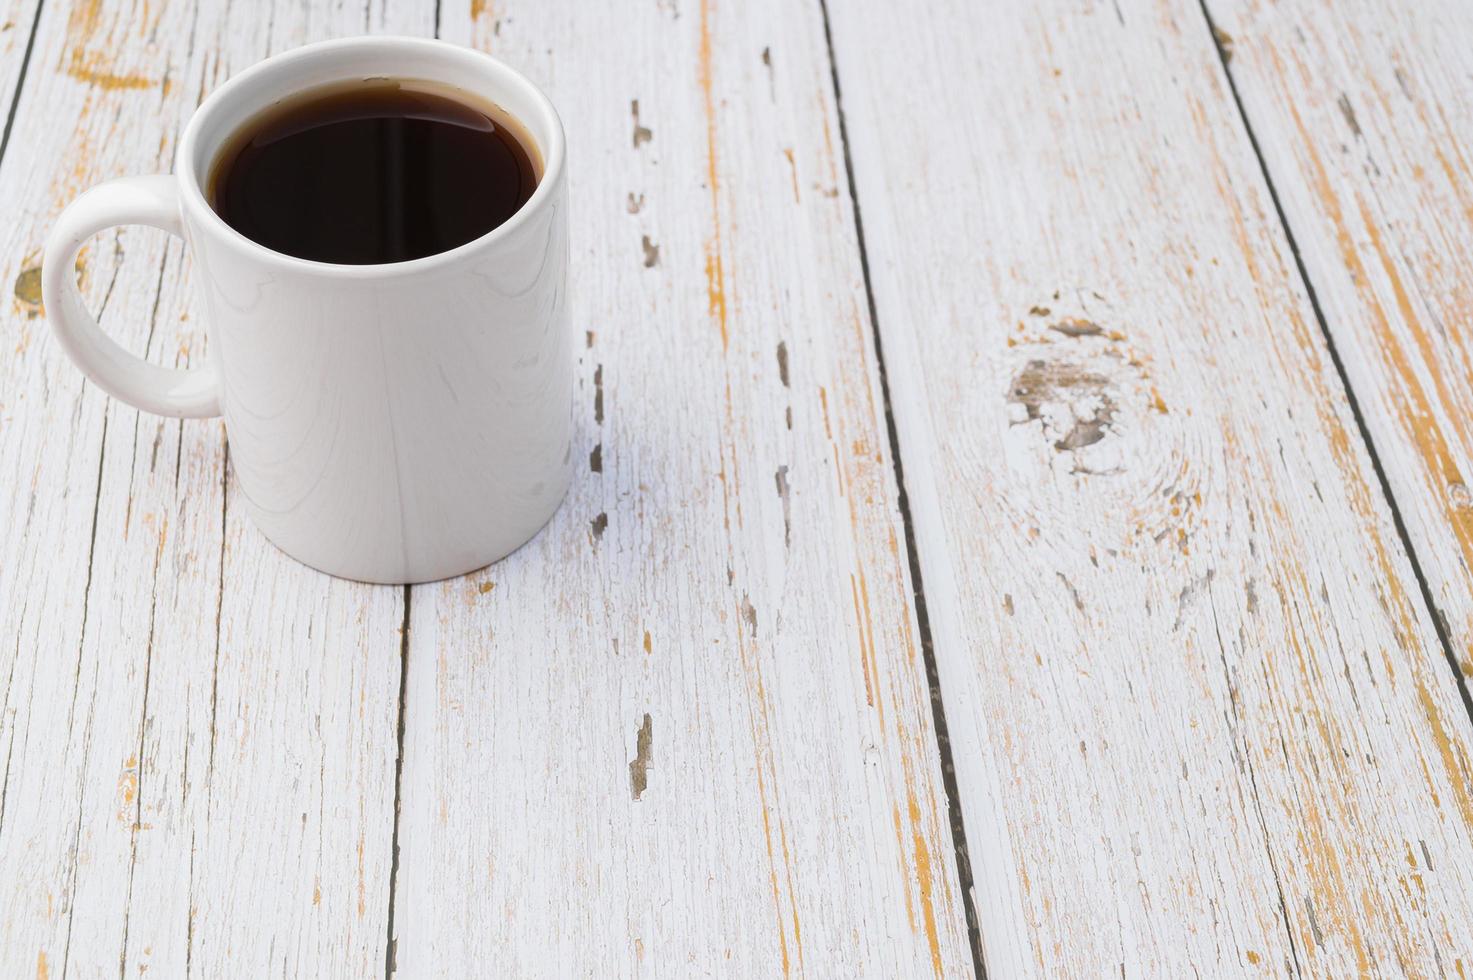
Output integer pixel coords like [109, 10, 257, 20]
[1196, 0, 1473, 741]
[206, 442, 228, 787]
[58, 407, 110, 980]
[0, 0, 43, 168]
[384, 584, 410, 980]
[384, 8, 439, 968]
[816, 1, 987, 975]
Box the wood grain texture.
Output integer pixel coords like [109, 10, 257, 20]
[0, 0, 429, 975]
[826, 0, 1473, 974]
[0, 0, 41, 131]
[1205, 0, 1473, 755]
[389, 1, 972, 976]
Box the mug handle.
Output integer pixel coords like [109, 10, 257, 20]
[42, 175, 221, 418]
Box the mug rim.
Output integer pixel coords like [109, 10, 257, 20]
[175, 35, 566, 278]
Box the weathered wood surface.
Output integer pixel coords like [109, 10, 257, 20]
[7, 0, 1473, 975]
[1205, 0, 1473, 733]
[0, 0, 429, 975]
[0, 0, 973, 976]
[826, 0, 1473, 974]
[0, 0, 41, 130]
[389, 1, 972, 976]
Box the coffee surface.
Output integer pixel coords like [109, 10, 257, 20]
[209, 80, 540, 265]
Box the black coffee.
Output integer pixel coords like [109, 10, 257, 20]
[209, 80, 541, 264]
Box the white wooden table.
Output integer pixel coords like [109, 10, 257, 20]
[4, 0, 1473, 975]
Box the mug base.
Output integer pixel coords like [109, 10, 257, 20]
[244, 479, 572, 585]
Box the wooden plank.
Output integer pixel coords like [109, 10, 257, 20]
[1205, 0, 1473, 769]
[826, 0, 1473, 974]
[390, 1, 973, 976]
[0, 0, 429, 975]
[0, 0, 41, 133]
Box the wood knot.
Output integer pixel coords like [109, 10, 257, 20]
[1006, 294, 1167, 475]
[13, 262, 42, 317]
[1009, 359, 1117, 451]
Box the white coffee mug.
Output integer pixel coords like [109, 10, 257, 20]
[42, 37, 572, 584]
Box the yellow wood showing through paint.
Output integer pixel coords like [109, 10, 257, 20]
[391, 0, 970, 976]
[827, 0, 1473, 974]
[0, 1, 40, 105]
[0, 0, 432, 976]
[1206, 0, 1473, 701]
[1203, 8, 1473, 963]
[62, 0, 158, 90]
[4, 0, 1471, 975]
